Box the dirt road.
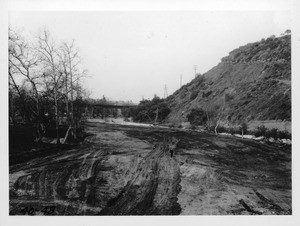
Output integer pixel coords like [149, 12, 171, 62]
[9, 121, 291, 215]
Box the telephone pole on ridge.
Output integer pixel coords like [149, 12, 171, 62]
[163, 84, 168, 99]
[194, 65, 198, 78]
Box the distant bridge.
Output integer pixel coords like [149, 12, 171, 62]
[91, 103, 137, 109]
[85, 103, 137, 118]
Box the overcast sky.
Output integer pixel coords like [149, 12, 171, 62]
[9, 11, 291, 103]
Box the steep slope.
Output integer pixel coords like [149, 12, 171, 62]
[165, 35, 291, 125]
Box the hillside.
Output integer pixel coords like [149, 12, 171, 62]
[165, 34, 291, 127]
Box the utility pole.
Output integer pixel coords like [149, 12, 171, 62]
[163, 84, 168, 99]
[194, 65, 198, 78]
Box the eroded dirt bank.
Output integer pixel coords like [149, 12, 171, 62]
[9, 121, 291, 215]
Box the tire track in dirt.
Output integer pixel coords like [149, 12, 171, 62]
[10, 122, 291, 215]
[9, 128, 154, 215]
[99, 141, 181, 215]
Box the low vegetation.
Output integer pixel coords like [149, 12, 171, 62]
[126, 95, 171, 123]
[185, 106, 291, 141]
[253, 125, 291, 140]
[186, 108, 208, 126]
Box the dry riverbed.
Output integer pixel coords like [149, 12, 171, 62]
[9, 121, 291, 215]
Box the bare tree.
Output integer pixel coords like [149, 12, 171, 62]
[9, 28, 45, 141]
[37, 29, 64, 145]
[214, 94, 226, 134]
[59, 40, 87, 142]
[9, 27, 87, 145]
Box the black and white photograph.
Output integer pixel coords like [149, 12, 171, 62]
[1, 0, 300, 225]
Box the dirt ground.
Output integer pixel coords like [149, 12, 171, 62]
[9, 121, 291, 215]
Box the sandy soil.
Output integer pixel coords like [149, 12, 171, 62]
[9, 121, 291, 215]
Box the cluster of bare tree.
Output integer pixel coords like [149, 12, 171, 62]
[9, 28, 87, 146]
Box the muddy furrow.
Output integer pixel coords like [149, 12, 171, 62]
[9, 129, 155, 215]
[10, 122, 291, 215]
[10, 150, 105, 201]
[99, 145, 181, 215]
[9, 132, 114, 215]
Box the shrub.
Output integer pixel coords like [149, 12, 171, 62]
[265, 128, 279, 139]
[190, 90, 198, 101]
[229, 127, 236, 135]
[277, 130, 291, 140]
[190, 125, 197, 130]
[202, 90, 212, 98]
[131, 96, 171, 123]
[253, 125, 291, 140]
[187, 108, 208, 126]
[265, 128, 291, 140]
[216, 126, 228, 133]
[238, 122, 248, 135]
[206, 124, 216, 133]
[254, 125, 267, 137]
[168, 123, 176, 128]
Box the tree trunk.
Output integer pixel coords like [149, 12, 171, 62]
[54, 85, 60, 146]
[55, 107, 60, 146]
[62, 125, 71, 144]
[70, 64, 74, 125]
[65, 73, 69, 118]
[36, 99, 43, 142]
[214, 114, 222, 134]
[9, 92, 15, 125]
[214, 119, 220, 134]
[154, 108, 159, 124]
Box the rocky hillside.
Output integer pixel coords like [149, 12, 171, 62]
[165, 34, 291, 126]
